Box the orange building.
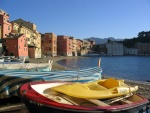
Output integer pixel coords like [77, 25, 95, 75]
[41, 33, 57, 57]
[0, 9, 12, 39]
[2, 34, 28, 58]
[57, 35, 72, 56]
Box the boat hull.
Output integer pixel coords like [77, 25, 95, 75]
[18, 81, 150, 113]
[21, 97, 149, 113]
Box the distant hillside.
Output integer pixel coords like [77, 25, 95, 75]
[85, 37, 123, 44]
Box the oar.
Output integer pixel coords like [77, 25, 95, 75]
[103, 94, 133, 104]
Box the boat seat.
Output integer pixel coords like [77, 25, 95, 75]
[86, 83, 107, 90]
[98, 78, 119, 89]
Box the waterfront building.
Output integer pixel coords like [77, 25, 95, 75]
[57, 35, 73, 56]
[2, 33, 28, 58]
[0, 9, 12, 40]
[11, 19, 41, 58]
[80, 40, 93, 56]
[76, 39, 83, 55]
[135, 42, 150, 55]
[98, 44, 107, 55]
[41, 33, 57, 57]
[70, 37, 77, 56]
[127, 48, 138, 55]
[106, 41, 123, 56]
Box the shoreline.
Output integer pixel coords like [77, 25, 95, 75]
[27, 56, 150, 99]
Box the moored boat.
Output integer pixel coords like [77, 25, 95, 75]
[0, 60, 53, 71]
[18, 78, 150, 113]
[0, 65, 102, 98]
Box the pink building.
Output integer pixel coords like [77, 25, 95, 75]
[57, 35, 72, 56]
[0, 9, 12, 39]
[2, 34, 28, 58]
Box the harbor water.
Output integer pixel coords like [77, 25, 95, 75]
[58, 56, 150, 82]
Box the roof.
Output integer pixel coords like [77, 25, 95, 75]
[5, 34, 24, 40]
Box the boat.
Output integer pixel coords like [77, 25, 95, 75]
[0, 57, 4, 62]
[0, 56, 26, 64]
[0, 60, 53, 71]
[18, 78, 150, 113]
[0, 66, 102, 98]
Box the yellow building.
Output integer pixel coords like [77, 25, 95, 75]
[11, 19, 41, 58]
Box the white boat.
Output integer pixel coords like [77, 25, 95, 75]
[0, 57, 4, 62]
[0, 60, 53, 71]
[0, 56, 26, 64]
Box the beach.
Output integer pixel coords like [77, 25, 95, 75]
[27, 56, 150, 99]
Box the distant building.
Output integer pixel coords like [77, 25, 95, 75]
[41, 33, 57, 57]
[70, 37, 77, 56]
[106, 41, 123, 55]
[57, 35, 72, 56]
[76, 39, 83, 55]
[124, 46, 138, 55]
[135, 42, 150, 55]
[98, 44, 107, 55]
[2, 34, 28, 58]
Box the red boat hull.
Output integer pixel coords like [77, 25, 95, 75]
[18, 81, 150, 113]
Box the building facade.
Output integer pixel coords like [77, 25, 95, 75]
[11, 18, 41, 58]
[106, 41, 123, 55]
[41, 33, 57, 57]
[0, 9, 12, 40]
[2, 34, 28, 58]
[57, 35, 73, 56]
[136, 42, 150, 55]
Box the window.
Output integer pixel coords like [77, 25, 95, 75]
[8, 26, 10, 30]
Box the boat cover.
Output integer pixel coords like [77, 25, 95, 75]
[0, 66, 102, 98]
[0, 60, 53, 71]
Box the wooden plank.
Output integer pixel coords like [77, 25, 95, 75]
[86, 99, 110, 106]
[120, 99, 133, 104]
[58, 93, 80, 105]
[0, 103, 27, 112]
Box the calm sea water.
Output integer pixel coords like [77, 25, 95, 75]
[57, 56, 150, 82]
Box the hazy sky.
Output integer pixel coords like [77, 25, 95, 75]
[1, 0, 150, 39]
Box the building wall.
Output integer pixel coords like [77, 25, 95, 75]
[0, 9, 12, 39]
[106, 42, 123, 55]
[12, 18, 36, 31]
[2, 34, 28, 58]
[57, 35, 72, 56]
[11, 19, 41, 58]
[28, 47, 35, 58]
[136, 42, 150, 55]
[41, 33, 57, 57]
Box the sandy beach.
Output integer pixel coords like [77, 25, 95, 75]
[26, 56, 150, 99]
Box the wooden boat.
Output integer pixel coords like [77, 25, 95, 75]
[18, 79, 150, 113]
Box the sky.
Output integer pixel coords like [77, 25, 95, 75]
[1, 0, 150, 39]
